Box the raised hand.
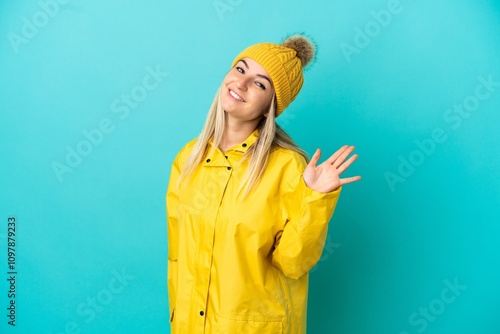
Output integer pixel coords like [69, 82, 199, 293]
[303, 145, 361, 193]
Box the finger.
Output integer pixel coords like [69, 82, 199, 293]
[326, 145, 349, 165]
[337, 154, 358, 174]
[307, 148, 321, 168]
[340, 175, 362, 185]
[332, 145, 355, 168]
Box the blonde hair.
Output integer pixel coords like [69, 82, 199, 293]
[178, 86, 309, 197]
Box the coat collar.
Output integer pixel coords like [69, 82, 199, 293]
[208, 129, 259, 154]
[205, 129, 259, 166]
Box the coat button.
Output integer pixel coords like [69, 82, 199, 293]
[225, 155, 228, 159]
[206, 159, 211, 163]
[242, 143, 247, 147]
[200, 311, 204, 316]
[227, 166, 231, 170]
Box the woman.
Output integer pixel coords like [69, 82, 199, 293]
[166, 35, 361, 333]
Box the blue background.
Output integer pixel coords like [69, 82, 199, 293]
[1, 0, 499, 333]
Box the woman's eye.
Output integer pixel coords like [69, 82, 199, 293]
[236, 67, 244, 73]
[256, 82, 266, 90]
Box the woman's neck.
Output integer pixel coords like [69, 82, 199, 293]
[219, 117, 259, 152]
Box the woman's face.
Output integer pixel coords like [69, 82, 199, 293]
[220, 57, 275, 121]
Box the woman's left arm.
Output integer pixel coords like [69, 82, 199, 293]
[271, 145, 360, 279]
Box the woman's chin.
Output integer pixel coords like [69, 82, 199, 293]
[221, 102, 237, 114]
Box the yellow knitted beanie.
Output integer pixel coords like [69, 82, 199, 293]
[231, 35, 316, 116]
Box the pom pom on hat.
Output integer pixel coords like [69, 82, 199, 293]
[231, 34, 316, 116]
[282, 35, 316, 68]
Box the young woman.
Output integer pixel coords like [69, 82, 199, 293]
[166, 35, 361, 333]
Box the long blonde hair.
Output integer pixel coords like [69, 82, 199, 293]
[178, 86, 309, 197]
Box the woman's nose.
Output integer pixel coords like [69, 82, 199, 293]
[235, 77, 249, 90]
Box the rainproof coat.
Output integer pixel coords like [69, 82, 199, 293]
[166, 129, 341, 333]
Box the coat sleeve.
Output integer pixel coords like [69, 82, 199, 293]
[166, 152, 182, 320]
[271, 168, 341, 280]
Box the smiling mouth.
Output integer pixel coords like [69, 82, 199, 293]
[229, 89, 245, 102]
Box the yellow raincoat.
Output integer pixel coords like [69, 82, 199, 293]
[166, 130, 341, 333]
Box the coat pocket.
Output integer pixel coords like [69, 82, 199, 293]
[216, 314, 284, 334]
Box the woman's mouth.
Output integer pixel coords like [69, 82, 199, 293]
[229, 89, 245, 102]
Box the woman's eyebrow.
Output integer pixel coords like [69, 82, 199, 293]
[240, 59, 249, 69]
[257, 74, 272, 85]
[239, 60, 272, 85]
